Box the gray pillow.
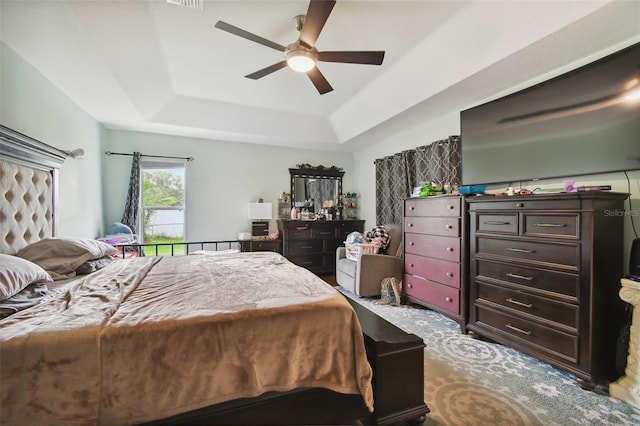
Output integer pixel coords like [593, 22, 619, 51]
[0, 254, 53, 300]
[75, 256, 114, 275]
[16, 237, 118, 280]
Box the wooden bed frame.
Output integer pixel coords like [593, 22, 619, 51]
[0, 125, 428, 425]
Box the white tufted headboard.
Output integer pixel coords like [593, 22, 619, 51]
[0, 125, 67, 255]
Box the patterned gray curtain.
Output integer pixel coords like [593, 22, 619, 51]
[414, 136, 461, 185]
[374, 136, 461, 225]
[375, 150, 414, 225]
[121, 152, 142, 232]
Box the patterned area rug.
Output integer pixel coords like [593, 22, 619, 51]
[339, 289, 640, 425]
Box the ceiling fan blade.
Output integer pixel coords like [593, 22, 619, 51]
[245, 61, 288, 80]
[299, 0, 336, 49]
[307, 67, 333, 95]
[215, 21, 286, 52]
[317, 51, 385, 65]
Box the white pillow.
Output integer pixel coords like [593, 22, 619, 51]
[16, 237, 118, 280]
[0, 254, 53, 301]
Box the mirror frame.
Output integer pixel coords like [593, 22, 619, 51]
[289, 165, 344, 209]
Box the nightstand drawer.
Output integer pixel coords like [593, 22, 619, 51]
[476, 214, 518, 235]
[475, 305, 578, 363]
[405, 233, 460, 262]
[476, 281, 578, 330]
[404, 217, 460, 237]
[405, 253, 460, 288]
[405, 197, 460, 217]
[404, 274, 459, 315]
[240, 240, 281, 252]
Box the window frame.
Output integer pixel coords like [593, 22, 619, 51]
[139, 158, 187, 244]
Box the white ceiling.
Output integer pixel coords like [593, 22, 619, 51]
[1, 0, 639, 151]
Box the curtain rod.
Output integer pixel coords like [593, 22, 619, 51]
[105, 151, 194, 162]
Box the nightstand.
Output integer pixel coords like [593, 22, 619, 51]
[239, 239, 281, 253]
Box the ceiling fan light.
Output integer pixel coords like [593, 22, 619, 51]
[286, 50, 316, 73]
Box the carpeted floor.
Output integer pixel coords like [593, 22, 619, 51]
[338, 288, 640, 426]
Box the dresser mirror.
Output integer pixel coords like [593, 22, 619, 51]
[289, 165, 344, 211]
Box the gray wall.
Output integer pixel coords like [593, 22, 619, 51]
[1, 43, 105, 238]
[102, 130, 354, 241]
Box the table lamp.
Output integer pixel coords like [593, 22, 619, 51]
[248, 202, 272, 237]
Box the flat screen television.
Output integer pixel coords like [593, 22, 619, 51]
[460, 41, 640, 186]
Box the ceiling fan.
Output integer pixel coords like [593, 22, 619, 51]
[214, 0, 385, 94]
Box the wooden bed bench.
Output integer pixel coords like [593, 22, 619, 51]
[345, 297, 430, 424]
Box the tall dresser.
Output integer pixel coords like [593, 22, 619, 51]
[277, 219, 365, 275]
[467, 192, 628, 387]
[403, 196, 468, 332]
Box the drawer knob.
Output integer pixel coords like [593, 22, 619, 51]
[409, 223, 414, 227]
[516, 203, 524, 208]
[409, 241, 415, 246]
[445, 297, 453, 302]
[447, 205, 454, 210]
[446, 247, 454, 252]
[505, 323, 532, 335]
[506, 298, 533, 309]
[409, 263, 414, 268]
[446, 272, 454, 277]
[409, 206, 415, 210]
[445, 224, 453, 230]
[408, 283, 413, 288]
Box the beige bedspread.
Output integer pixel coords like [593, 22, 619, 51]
[0, 252, 373, 425]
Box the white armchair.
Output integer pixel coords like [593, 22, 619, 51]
[335, 224, 403, 297]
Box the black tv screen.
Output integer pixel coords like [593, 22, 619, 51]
[460, 42, 640, 186]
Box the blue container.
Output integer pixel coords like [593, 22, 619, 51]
[458, 185, 486, 195]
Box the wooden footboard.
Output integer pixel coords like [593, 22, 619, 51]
[140, 388, 369, 425]
[345, 296, 430, 424]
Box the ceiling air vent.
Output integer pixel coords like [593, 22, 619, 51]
[166, 0, 204, 9]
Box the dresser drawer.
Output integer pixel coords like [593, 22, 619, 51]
[522, 214, 579, 239]
[405, 233, 460, 262]
[288, 240, 323, 254]
[405, 274, 460, 315]
[405, 253, 460, 288]
[476, 260, 579, 300]
[469, 198, 581, 211]
[476, 237, 579, 270]
[405, 197, 461, 217]
[404, 217, 460, 237]
[476, 281, 578, 330]
[476, 214, 518, 235]
[475, 305, 578, 362]
[284, 224, 313, 240]
[288, 254, 324, 269]
[312, 226, 337, 239]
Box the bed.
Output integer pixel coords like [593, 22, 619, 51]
[0, 126, 374, 425]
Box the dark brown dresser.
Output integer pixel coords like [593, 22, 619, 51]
[277, 219, 365, 275]
[467, 192, 628, 388]
[403, 196, 468, 332]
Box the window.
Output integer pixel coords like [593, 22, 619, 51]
[140, 159, 186, 255]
